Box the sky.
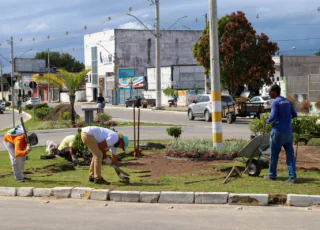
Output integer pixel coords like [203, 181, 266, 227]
[1, 0, 320, 73]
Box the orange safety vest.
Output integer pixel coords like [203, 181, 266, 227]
[3, 134, 28, 157]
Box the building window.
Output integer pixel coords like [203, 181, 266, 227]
[148, 39, 151, 64]
[91, 47, 98, 85]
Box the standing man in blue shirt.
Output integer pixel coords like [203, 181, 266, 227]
[264, 84, 298, 182]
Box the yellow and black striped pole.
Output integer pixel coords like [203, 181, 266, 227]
[209, 0, 223, 147]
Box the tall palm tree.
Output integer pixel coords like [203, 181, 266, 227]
[57, 69, 91, 124]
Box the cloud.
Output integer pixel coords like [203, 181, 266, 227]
[140, 13, 150, 18]
[25, 23, 49, 32]
[119, 21, 151, 30]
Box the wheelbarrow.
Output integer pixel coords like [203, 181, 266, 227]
[237, 133, 271, 176]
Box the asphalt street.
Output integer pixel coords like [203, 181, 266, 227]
[0, 108, 30, 130]
[0, 197, 319, 230]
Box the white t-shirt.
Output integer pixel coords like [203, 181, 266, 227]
[81, 126, 119, 155]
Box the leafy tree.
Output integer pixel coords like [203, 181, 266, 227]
[315, 51, 320, 56]
[34, 52, 85, 72]
[193, 11, 279, 96]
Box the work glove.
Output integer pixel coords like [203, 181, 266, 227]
[26, 145, 32, 153]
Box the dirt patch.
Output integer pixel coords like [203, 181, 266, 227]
[121, 153, 223, 178]
[269, 194, 287, 205]
[279, 146, 320, 168]
[42, 104, 80, 121]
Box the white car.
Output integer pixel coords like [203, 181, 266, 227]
[26, 97, 41, 105]
[188, 94, 236, 122]
[248, 96, 273, 111]
[0, 100, 6, 111]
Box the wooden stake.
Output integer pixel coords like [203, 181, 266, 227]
[137, 108, 140, 157]
[133, 107, 136, 157]
[222, 166, 242, 184]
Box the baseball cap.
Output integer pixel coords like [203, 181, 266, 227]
[122, 135, 129, 151]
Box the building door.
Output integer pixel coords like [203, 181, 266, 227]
[93, 88, 98, 102]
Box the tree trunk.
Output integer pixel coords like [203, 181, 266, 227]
[69, 95, 76, 124]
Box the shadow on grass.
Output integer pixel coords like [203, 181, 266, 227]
[266, 177, 320, 184]
[119, 162, 146, 167]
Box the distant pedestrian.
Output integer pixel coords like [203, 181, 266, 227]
[17, 97, 22, 114]
[264, 84, 298, 182]
[173, 94, 178, 107]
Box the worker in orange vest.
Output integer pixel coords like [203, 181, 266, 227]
[3, 125, 38, 182]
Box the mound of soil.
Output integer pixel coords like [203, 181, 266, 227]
[121, 153, 221, 178]
[42, 104, 80, 121]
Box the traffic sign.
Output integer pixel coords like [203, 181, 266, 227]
[29, 81, 37, 89]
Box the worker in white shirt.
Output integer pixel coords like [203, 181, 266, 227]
[81, 126, 129, 185]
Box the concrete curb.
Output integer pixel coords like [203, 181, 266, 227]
[0, 186, 319, 207]
[287, 194, 320, 207]
[195, 192, 228, 204]
[158, 192, 195, 204]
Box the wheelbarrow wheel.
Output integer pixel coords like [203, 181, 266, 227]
[246, 159, 261, 177]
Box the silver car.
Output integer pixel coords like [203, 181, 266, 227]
[188, 94, 235, 122]
[248, 96, 273, 112]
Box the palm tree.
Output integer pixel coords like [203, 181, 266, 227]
[56, 69, 91, 124]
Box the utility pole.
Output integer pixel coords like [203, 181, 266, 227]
[209, 0, 223, 147]
[47, 49, 51, 102]
[155, 0, 162, 108]
[0, 60, 3, 100]
[204, 12, 209, 94]
[10, 37, 15, 127]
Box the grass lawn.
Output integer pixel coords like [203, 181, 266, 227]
[1, 140, 319, 195]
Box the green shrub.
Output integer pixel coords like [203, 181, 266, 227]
[35, 103, 48, 109]
[248, 114, 272, 136]
[74, 128, 89, 154]
[36, 107, 50, 119]
[59, 112, 70, 122]
[25, 104, 33, 110]
[307, 138, 320, 146]
[95, 113, 112, 122]
[167, 139, 248, 157]
[166, 127, 182, 139]
[5, 102, 11, 107]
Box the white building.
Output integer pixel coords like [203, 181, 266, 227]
[84, 29, 203, 103]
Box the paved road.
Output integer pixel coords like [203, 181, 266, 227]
[0, 108, 30, 130]
[73, 103, 252, 127]
[0, 197, 319, 230]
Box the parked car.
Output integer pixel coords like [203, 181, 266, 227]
[247, 96, 273, 112]
[26, 97, 41, 105]
[188, 94, 236, 122]
[0, 101, 4, 114]
[125, 96, 142, 108]
[0, 100, 6, 111]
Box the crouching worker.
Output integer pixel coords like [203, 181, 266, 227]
[81, 126, 129, 185]
[3, 126, 38, 182]
[56, 135, 78, 163]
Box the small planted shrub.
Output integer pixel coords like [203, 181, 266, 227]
[300, 100, 311, 114]
[36, 107, 50, 119]
[166, 139, 248, 159]
[25, 104, 33, 110]
[95, 113, 112, 122]
[5, 102, 11, 107]
[166, 127, 182, 140]
[59, 111, 71, 122]
[35, 103, 48, 109]
[249, 114, 272, 136]
[315, 96, 320, 112]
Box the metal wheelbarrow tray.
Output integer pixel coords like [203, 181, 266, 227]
[237, 134, 270, 176]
